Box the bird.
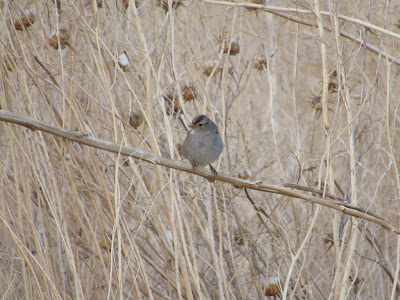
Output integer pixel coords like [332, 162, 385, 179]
[181, 115, 223, 177]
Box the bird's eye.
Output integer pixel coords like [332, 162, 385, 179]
[199, 123, 203, 126]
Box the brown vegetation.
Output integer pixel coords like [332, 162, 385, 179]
[1, 0, 400, 299]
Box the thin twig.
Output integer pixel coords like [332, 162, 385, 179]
[200, 0, 400, 66]
[1, 110, 399, 235]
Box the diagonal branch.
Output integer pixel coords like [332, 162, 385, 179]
[0, 109, 399, 235]
[200, 0, 400, 66]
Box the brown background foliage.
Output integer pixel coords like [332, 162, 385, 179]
[1, 0, 400, 299]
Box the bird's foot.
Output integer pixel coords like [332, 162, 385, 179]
[209, 164, 218, 181]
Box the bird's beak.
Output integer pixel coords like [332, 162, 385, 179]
[188, 123, 196, 129]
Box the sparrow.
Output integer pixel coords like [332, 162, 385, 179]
[181, 115, 223, 176]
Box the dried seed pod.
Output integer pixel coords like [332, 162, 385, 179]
[118, 51, 130, 71]
[323, 230, 334, 246]
[99, 239, 111, 251]
[48, 29, 69, 50]
[328, 69, 338, 92]
[233, 227, 244, 245]
[222, 39, 240, 56]
[122, 0, 129, 10]
[167, 100, 180, 115]
[253, 54, 267, 71]
[158, 0, 183, 12]
[122, 156, 130, 166]
[203, 60, 222, 77]
[164, 93, 180, 115]
[264, 276, 281, 296]
[309, 92, 335, 118]
[129, 109, 144, 128]
[238, 169, 252, 179]
[85, 0, 103, 7]
[181, 83, 196, 101]
[309, 93, 322, 113]
[14, 11, 35, 31]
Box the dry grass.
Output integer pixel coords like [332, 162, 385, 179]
[1, 0, 400, 299]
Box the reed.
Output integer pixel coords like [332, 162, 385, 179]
[1, 0, 399, 298]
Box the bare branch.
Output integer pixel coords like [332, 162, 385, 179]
[1, 110, 399, 235]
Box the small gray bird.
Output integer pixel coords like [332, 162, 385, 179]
[181, 115, 223, 176]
